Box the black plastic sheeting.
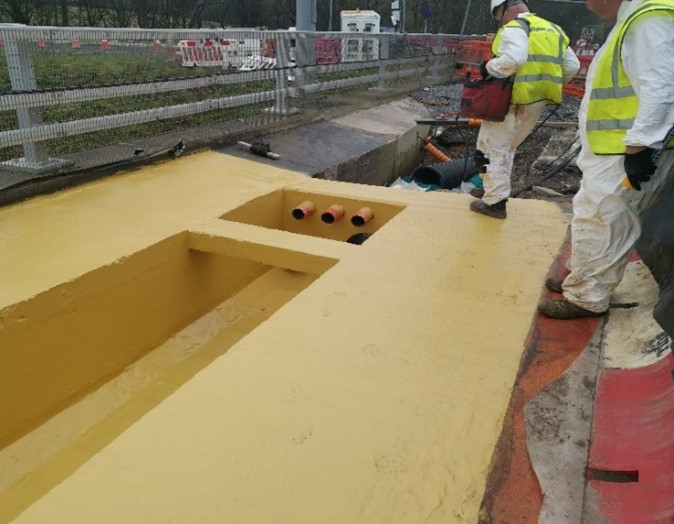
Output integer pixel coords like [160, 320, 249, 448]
[636, 172, 674, 338]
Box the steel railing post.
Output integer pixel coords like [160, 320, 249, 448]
[4, 39, 48, 165]
[268, 33, 297, 115]
[431, 36, 442, 79]
[378, 35, 390, 89]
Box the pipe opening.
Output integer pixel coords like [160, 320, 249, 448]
[411, 155, 476, 190]
[346, 233, 371, 245]
[351, 207, 374, 227]
[291, 201, 316, 220]
[321, 204, 345, 224]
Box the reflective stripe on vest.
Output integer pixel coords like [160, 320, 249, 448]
[491, 14, 568, 105]
[587, 0, 674, 154]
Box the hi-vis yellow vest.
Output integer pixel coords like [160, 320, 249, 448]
[587, 0, 674, 154]
[491, 14, 569, 105]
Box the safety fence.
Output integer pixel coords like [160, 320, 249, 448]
[0, 26, 463, 177]
[0, 0, 601, 180]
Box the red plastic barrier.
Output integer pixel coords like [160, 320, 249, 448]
[454, 40, 492, 80]
[315, 37, 340, 65]
[563, 54, 592, 99]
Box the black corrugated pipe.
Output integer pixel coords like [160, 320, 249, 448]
[411, 155, 477, 190]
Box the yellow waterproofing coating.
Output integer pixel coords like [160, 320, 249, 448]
[0, 151, 568, 523]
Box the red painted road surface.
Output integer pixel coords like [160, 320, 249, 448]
[589, 352, 674, 523]
[483, 239, 674, 522]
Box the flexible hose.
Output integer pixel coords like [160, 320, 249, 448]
[421, 136, 452, 162]
[511, 144, 581, 197]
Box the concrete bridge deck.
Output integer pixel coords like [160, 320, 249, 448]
[0, 99, 672, 523]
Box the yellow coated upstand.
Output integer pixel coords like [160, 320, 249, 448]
[0, 151, 568, 523]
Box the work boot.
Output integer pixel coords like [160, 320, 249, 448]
[470, 187, 485, 199]
[538, 298, 606, 319]
[470, 199, 507, 219]
[545, 277, 564, 294]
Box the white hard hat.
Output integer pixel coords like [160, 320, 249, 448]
[490, 0, 506, 14]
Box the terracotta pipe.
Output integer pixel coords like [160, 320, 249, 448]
[350, 207, 374, 227]
[291, 201, 316, 220]
[320, 204, 345, 224]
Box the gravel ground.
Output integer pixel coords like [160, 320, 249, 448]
[412, 84, 583, 202]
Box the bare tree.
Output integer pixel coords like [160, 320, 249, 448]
[108, 0, 134, 27]
[60, 0, 69, 25]
[0, 0, 39, 23]
[132, 0, 151, 27]
[230, 0, 259, 27]
[74, 0, 107, 26]
[203, 0, 233, 29]
[263, 0, 293, 29]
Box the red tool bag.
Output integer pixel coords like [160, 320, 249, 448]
[459, 78, 513, 122]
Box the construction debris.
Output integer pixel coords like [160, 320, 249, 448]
[532, 185, 564, 197]
[237, 139, 280, 160]
[414, 85, 583, 201]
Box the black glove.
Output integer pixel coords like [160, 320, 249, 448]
[624, 148, 657, 191]
[479, 60, 490, 80]
[474, 149, 490, 173]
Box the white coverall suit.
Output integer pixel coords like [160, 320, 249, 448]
[562, 0, 674, 313]
[477, 14, 580, 205]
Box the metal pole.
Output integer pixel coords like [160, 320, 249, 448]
[296, 0, 315, 31]
[5, 40, 48, 165]
[329, 0, 333, 31]
[312, 0, 317, 30]
[295, 0, 316, 88]
[460, 0, 473, 35]
[270, 35, 291, 114]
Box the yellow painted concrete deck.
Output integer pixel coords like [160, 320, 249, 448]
[0, 151, 568, 523]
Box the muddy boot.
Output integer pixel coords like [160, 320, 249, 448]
[538, 298, 606, 319]
[545, 277, 564, 293]
[470, 199, 507, 219]
[470, 187, 485, 199]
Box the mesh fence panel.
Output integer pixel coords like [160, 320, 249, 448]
[0, 3, 602, 182]
[0, 27, 458, 179]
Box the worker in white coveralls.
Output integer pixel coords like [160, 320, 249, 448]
[470, 0, 580, 219]
[538, 0, 674, 319]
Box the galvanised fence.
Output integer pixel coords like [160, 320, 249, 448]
[0, 1, 598, 180]
[0, 26, 460, 177]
